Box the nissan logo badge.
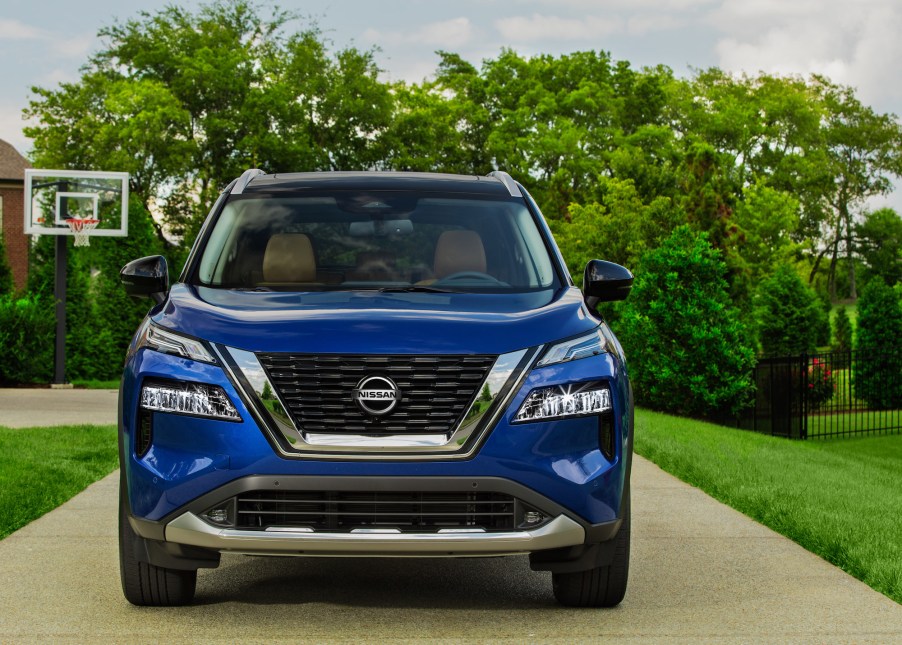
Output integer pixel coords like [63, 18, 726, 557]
[353, 375, 400, 416]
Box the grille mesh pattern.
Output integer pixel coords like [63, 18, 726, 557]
[256, 353, 497, 434]
[236, 491, 518, 531]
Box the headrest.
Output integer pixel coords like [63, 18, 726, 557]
[434, 230, 486, 279]
[262, 233, 316, 283]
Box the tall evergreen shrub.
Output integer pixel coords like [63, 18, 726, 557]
[853, 280, 902, 409]
[754, 264, 826, 356]
[615, 225, 755, 417]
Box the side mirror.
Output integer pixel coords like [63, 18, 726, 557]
[121, 255, 169, 304]
[583, 260, 633, 304]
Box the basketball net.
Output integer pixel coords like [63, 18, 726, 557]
[66, 218, 100, 247]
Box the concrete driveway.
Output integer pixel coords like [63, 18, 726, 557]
[0, 387, 118, 428]
[0, 389, 900, 642]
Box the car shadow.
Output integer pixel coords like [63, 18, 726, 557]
[192, 554, 557, 609]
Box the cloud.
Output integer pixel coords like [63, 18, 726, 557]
[0, 101, 34, 155]
[626, 13, 687, 35]
[519, 0, 715, 10]
[495, 13, 623, 41]
[54, 34, 94, 59]
[409, 17, 473, 48]
[709, 0, 902, 114]
[0, 18, 45, 40]
[364, 17, 474, 50]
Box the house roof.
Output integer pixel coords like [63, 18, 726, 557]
[0, 139, 31, 182]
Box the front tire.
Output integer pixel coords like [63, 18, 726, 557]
[119, 484, 197, 606]
[552, 496, 630, 607]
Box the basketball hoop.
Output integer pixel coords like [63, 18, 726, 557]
[66, 218, 100, 247]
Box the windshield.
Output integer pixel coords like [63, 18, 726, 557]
[192, 191, 560, 294]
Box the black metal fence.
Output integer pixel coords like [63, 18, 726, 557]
[736, 349, 902, 439]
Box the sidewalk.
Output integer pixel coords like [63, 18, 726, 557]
[0, 390, 900, 642]
[0, 388, 118, 427]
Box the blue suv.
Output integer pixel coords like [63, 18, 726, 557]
[118, 170, 634, 607]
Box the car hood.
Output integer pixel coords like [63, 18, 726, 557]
[152, 284, 599, 355]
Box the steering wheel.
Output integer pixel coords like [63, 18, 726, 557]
[436, 271, 506, 286]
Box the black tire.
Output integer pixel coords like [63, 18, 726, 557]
[119, 484, 197, 606]
[552, 496, 630, 607]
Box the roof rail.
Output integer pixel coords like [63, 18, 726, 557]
[231, 168, 265, 195]
[487, 170, 522, 197]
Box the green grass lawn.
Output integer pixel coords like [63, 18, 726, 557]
[635, 409, 902, 604]
[72, 379, 120, 389]
[0, 424, 119, 539]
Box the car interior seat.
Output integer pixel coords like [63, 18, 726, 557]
[261, 233, 317, 285]
[433, 230, 487, 279]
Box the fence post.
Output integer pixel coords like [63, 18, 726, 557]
[800, 353, 808, 439]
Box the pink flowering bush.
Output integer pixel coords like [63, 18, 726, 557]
[807, 358, 835, 410]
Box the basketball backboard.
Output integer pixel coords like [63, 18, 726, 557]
[24, 169, 129, 237]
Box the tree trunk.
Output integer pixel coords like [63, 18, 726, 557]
[827, 235, 840, 301]
[846, 214, 857, 300]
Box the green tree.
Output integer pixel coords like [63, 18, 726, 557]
[807, 78, 902, 300]
[551, 177, 680, 282]
[833, 307, 853, 353]
[853, 280, 902, 409]
[754, 264, 826, 356]
[856, 208, 902, 286]
[733, 182, 800, 284]
[615, 225, 755, 416]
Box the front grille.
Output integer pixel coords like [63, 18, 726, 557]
[234, 491, 520, 532]
[256, 353, 497, 435]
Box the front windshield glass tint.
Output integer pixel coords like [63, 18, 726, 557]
[194, 192, 559, 293]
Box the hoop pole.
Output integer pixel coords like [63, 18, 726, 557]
[53, 181, 68, 385]
[54, 233, 67, 384]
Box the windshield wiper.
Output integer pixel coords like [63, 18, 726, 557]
[377, 285, 453, 294]
[231, 286, 273, 292]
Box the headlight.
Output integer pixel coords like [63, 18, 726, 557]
[536, 327, 607, 367]
[514, 382, 612, 423]
[136, 320, 216, 364]
[140, 379, 241, 421]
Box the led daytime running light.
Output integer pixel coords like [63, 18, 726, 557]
[537, 328, 607, 367]
[514, 384, 611, 422]
[140, 380, 241, 421]
[139, 321, 216, 364]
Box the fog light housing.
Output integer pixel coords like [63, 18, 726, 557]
[140, 379, 241, 421]
[514, 382, 611, 423]
[203, 499, 236, 527]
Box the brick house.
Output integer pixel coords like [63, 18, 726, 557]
[0, 139, 31, 291]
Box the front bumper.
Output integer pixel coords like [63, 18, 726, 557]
[129, 474, 623, 559]
[165, 513, 585, 557]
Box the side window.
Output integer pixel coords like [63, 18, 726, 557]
[514, 209, 554, 287]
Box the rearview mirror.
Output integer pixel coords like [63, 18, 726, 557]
[349, 219, 414, 237]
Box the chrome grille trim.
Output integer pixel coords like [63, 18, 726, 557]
[216, 345, 539, 459]
[258, 353, 497, 435]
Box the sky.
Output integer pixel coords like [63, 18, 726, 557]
[1, 0, 901, 210]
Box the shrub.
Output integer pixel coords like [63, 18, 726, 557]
[853, 280, 902, 409]
[615, 225, 755, 417]
[754, 264, 826, 356]
[0, 233, 13, 296]
[833, 307, 853, 353]
[0, 293, 54, 384]
[807, 358, 835, 410]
